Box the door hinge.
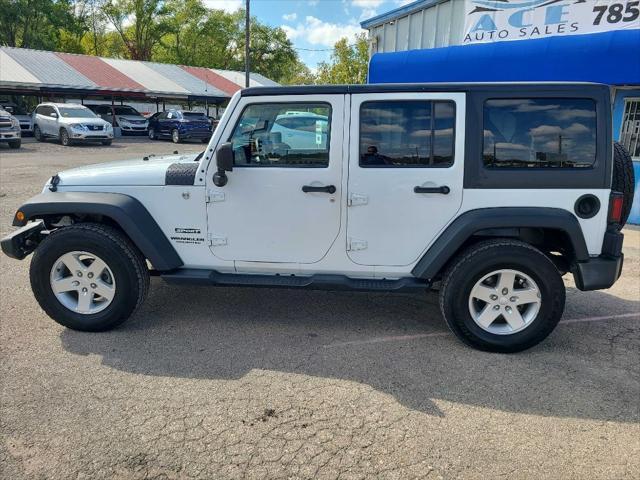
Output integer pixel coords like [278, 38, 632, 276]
[348, 193, 368, 207]
[206, 190, 225, 203]
[208, 234, 227, 247]
[347, 238, 368, 251]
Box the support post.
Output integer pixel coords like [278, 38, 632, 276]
[245, 0, 250, 88]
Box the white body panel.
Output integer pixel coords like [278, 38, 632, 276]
[346, 92, 465, 266]
[205, 94, 344, 264]
[56, 154, 196, 187]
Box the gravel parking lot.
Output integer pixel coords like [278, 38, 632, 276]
[1, 137, 639, 479]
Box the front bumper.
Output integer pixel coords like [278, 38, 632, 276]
[180, 129, 212, 139]
[0, 129, 21, 141]
[70, 130, 114, 141]
[1, 220, 45, 260]
[572, 230, 624, 291]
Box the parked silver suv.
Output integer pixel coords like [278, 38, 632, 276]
[0, 106, 21, 149]
[33, 103, 113, 146]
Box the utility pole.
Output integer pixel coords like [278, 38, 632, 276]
[245, 0, 250, 88]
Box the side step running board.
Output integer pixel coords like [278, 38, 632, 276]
[161, 269, 429, 293]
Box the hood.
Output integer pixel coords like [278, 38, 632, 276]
[117, 115, 147, 122]
[64, 117, 109, 126]
[55, 153, 200, 187]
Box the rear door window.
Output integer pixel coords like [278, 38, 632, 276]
[359, 101, 455, 167]
[483, 98, 597, 168]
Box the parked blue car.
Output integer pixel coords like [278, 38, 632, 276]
[147, 110, 213, 143]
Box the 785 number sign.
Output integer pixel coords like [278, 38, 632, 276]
[593, 1, 640, 25]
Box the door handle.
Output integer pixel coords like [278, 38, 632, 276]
[414, 185, 450, 194]
[302, 185, 336, 194]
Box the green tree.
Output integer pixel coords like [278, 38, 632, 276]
[157, 3, 305, 84]
[0, 0, 77, 49]
[316, 33, 369, 85]
[103, 0, 170, 60]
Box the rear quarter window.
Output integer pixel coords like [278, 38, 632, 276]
[483, 98, 597, 168]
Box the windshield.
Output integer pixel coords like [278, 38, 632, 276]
[182, 112, 207, 120]
[2, 104, 28, 115]
[58, 107, 97, 119]
[114, 106, 140, 116]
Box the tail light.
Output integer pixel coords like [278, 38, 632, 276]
[608, 192, 624, 224]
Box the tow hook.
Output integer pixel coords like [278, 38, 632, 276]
[49, 174, 60, 192]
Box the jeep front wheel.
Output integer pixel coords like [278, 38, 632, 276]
[30, 223, 149, 331]
[439, 239, 565, 353]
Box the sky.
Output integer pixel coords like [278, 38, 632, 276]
[203, 0, 415, 70]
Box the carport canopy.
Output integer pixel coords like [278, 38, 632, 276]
[0, 46, 278, 104]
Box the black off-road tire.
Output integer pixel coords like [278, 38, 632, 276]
[613, 142, 635, 226]
[8, 139, 21, 149]
[439, 239, 565, 353]
[171, 128, 181, 144]
[148, 127, 157, 140]
[30, 223, 150, 331]
[101, 139, 112, 146]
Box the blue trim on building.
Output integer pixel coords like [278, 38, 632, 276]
[360, 0, 438, 29]
[629, 162, 640, 225]
[368, 30, 640, 85]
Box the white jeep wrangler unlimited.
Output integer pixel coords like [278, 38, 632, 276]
[2, 83, 635, 352]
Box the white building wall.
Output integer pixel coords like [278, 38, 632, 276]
[367, 0, 466, 55]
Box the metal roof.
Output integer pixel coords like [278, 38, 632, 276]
[102, 58, 190, 95]
[55, 52, 146, 91]
[4, 47, 95, 88]
[146, 62, 227, 98]
[182, 66, 241, 96]
[213, 69, 280, 88]
[0, 50, 41, 85]
[0, 47, 278, 102]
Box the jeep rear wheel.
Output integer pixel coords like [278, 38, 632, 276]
[30, 223, 149, 331]
[439, 239, 565, 353]
[171, 128, 181, 143]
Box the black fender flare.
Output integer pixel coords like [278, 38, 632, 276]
[13, 192, 183, 271]
[411, 207, 589, 280]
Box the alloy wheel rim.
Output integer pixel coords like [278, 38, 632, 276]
[172, 130, 179, 142]
[468, 269, 541, 335]
[49, 251, 116, 314]
[149, 128, 154, 139]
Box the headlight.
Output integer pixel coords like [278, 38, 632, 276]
[117, 116, 128, 124]
[71, 124, 88, 131]
[105, 123, 112, 130]
[10, 117, 20, 129]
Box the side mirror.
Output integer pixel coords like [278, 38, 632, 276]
[50, 112, 58, 118]
[213, 142, 234, 187]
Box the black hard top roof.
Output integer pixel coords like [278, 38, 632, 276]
[241, 82, 609, 97]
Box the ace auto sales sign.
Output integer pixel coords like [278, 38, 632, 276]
[463, 0, 640, 44]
